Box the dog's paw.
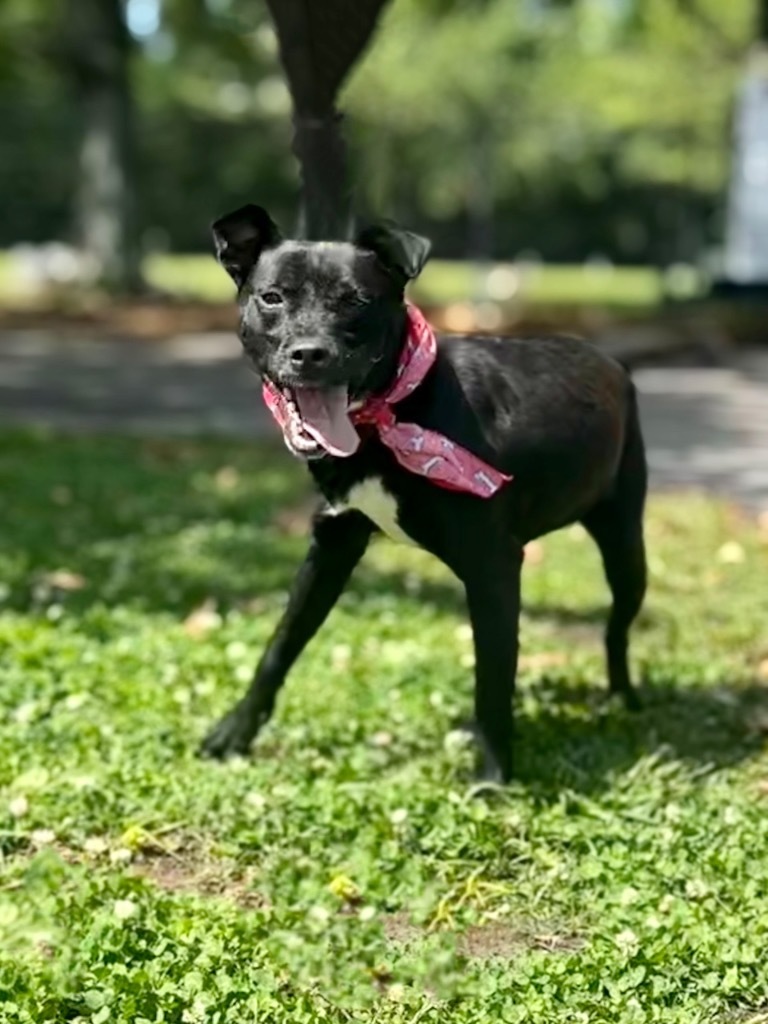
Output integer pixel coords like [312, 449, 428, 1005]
[198, 708, 256, 760]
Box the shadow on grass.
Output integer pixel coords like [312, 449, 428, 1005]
[515, 676, 768, 798]
[0, 429, 632, 626]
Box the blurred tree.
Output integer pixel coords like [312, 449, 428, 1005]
[60, 0, 143, 291]
[0, 0, 762, 265]
[346, 0, 755, 260]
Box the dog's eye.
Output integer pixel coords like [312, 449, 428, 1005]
[259, 290, 284, 307]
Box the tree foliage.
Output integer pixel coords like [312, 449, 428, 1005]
[0, 0, 761, 262]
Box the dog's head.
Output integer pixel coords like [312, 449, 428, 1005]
[212, 204, 431, 460]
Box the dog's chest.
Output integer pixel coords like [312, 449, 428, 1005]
[335, 478, 414, 545]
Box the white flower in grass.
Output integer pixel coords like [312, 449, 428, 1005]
[113, 899, 138, 921]
[234, 664, 252, 684]
[9, 796, 28, 818]
[13, 702, 37, 725]
[246, 791, 267, 811]
[358, 906, 376, 922]
[658, 894, 675, 914]
[110, 847, 133, 865]
[620, 886, 640, 907]
[308, 906, 330, 925]
[717, 541, 745, 564]
[225, 641, 248, 661]
[664, 802, 682, 823]
[31, 829, 56, 846]
[331, 644, 352, 669]
[723, 806, 740, 826]
[84, 836, 109, 856]
[615, 928, 639, 954]
[685, 879, 709, 900]
[71, 775, 96, 790]
[390, 808, 408, 826]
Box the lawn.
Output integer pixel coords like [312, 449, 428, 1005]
[1, 431, 767, 1023]
[144, 255, 672, 310]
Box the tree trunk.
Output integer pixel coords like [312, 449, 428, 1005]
[265, 0, 391, 239]
[63, 0, 142, 291]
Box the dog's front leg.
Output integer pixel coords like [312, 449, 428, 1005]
[463, 547, 523, 784]
[200, 511, 373, 759]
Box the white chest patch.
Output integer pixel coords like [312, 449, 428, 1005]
[337, 478, 414, 545]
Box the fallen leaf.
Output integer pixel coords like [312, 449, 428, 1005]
[183, 598, 221, 637]
[757, 658, 768, 683]
[717, 541, 745, 564]
[371, 731, 393, 748]
[524, 541, 544, 565]
[42, 570, 86, 591]
[214, 466, 240, 491]
[441, 303, 476, 333]
[519, 652, 569, 672]
[272, 502, 315, 536]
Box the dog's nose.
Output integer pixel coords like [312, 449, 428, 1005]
[288, 343, 332, 370]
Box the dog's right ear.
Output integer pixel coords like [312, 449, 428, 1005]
[211, 205, 282, 288]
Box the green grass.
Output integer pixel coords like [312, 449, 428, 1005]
[144, 255, 672, 310]
[1, 431, 767, 1023]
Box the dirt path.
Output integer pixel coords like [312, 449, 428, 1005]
[1, 330, 767, 510]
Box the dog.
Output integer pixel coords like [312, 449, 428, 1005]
[200, 204, 648, 783]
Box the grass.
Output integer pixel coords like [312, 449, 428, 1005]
[1, 431, 767, 1023]
[144, 255, 672, 310]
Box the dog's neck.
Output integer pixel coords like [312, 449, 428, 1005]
[361, 304, 411, 399]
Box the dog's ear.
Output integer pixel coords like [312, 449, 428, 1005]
[212, 204, 282, 288]
[355, 221, 431, 286]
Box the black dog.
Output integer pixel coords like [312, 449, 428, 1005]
[201, 204, 647, 783]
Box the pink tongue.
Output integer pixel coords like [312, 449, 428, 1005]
[293, 386, 360, 457]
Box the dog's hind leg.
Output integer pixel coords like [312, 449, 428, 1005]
[581, 393, 647, 709]
[200, 511, 373, 760]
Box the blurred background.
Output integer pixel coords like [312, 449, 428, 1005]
[1, 0, 767, 508]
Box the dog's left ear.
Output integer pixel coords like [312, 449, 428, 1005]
[355, 221, 432, 286]
[212, 204, 282, 288]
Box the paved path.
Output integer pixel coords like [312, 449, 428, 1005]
[1, 330, 767, 510]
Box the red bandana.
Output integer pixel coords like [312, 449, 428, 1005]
[262, 304, 512, 498]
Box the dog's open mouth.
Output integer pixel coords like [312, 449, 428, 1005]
[275, 385, 361, 459]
